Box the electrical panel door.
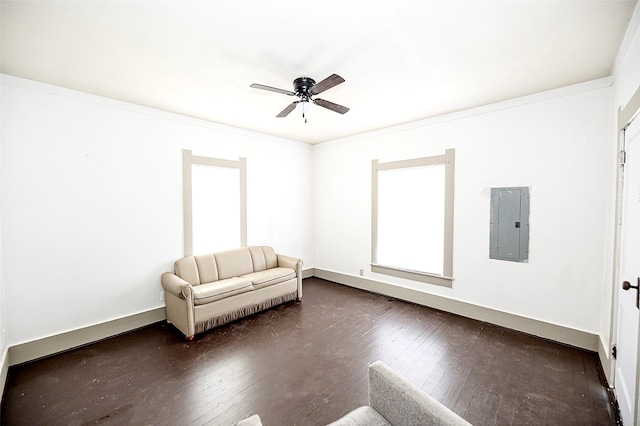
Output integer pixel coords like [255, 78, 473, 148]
[490, 187, 530, 262]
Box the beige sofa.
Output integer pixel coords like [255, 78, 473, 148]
[161, 246, 302, 340]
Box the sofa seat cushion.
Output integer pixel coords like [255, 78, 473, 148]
[192, 277, 252, 305]
[241, 267, 296, 290]
[327, 406, 391, 426]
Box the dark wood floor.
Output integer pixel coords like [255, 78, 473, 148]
[2, 278, 617, 425]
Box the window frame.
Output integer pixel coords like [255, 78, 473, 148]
[183, 150, 247, 256]
[371, 149, 455, 287]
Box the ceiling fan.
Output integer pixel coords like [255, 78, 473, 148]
[250, 74, 349, 123]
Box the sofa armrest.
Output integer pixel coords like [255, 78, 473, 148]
[277, 254, 303, 300]
[161, 272, 191, 299]
[276, 254, 302, 271]
[368, 361, 471, 426]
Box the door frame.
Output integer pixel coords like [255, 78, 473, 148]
[610, 84, 640, 425]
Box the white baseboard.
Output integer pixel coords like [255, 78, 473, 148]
[4, 270, 601, 370]
[3, 270, 321, 367]
[312, 268, 600, 352]
[0, 346, 9, 403]
[8, 307, 166, 366]
[598, 335, 614, 385]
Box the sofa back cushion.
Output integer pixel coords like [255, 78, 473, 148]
[194, 253, 218, 283]
[174, 246, 279, 284]
[248, 246, 278, 271]
[175, 256, 200, 285]
[215, 248, 254, 280]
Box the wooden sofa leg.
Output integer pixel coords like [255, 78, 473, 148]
[185, 335, 194, 341]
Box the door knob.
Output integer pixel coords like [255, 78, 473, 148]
[622, 277, 640, 309]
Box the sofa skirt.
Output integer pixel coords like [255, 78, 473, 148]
[193, 278, 299, 334]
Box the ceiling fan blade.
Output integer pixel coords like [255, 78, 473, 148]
[250, 83, 296, 96]
[314, 98, 350, 114]
[309, 74, 345, 95]
[276, 102, 297, 117]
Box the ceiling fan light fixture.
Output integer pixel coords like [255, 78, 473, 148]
[296, 100, 313, 123]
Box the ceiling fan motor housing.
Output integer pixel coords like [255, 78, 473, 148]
[294, 77, 316, 98]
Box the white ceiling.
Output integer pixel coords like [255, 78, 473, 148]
[1, 1, 637, 144]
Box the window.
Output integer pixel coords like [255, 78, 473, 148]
[371, 149, 455, 287]
[183, 150, 246, 256]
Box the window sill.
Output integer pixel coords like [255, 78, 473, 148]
[370, 264, 453, 288]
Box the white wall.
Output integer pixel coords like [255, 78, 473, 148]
[2, 14, 637, 353]
[314, 78, 615, 336]
[0, 75, 314, 346]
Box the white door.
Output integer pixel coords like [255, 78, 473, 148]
[616, 116, 640, 425]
